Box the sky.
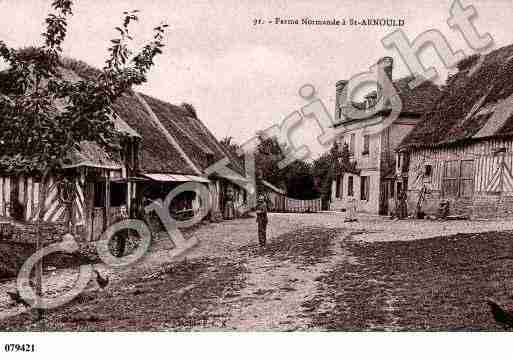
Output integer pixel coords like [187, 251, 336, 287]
[1, 0, 512, 159]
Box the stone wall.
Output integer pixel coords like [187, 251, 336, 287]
[407, 189, 513, 219]
[0, 221, 68, 244]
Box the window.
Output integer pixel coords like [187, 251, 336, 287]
[443, 160, 459, 197]
[424, 164, 432, 177]
[349, 133, 355, 155]
[442, 160, 474, 198]
[360, 176, 370, 200]
[348, 176, 354, 196]
[335, 175, 342, 198]
[460, 160, 474, 197]
[362, 135, 370, 155]
[110, 182, 127, 207]
[390, 181, 395, 199]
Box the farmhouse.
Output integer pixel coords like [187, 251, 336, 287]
[0, 57, 249, 244]
[330, 56, 440, 214]
[397, 44, 513, 219]
[128, 92, 249, 222]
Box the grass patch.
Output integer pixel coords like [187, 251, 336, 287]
[304, 231, 513, 331]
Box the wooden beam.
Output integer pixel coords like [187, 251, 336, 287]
[104, 171, 111, 228]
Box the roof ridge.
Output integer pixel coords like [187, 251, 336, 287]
[398, 43, 513, 150]
[161, 113, 214, 155]
[133, 92, 203, 175]
[137, 93, 218, 156]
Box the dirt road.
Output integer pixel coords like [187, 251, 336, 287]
[0, 213, 512, 330]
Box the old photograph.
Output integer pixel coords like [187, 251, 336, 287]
[0, 0, 512, 354]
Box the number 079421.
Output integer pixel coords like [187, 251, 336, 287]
[4, 344, 36, 352]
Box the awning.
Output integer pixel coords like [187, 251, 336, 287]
[143, 173, 210, 183]
[111, 176, 150, 183]
[186, 175, 211, 183]
[261, 180, 286, 195]
[215, 171, 251, 187]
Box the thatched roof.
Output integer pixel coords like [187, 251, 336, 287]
[392, 76, 441, 115]
[338, 75, 440, 123]
[139, 93, 246, 176]
[58, 57, 203, 175]
[111, 92, 198, 174]
[399, 44, 513, 150]
[1, 52, 245, 178]
[61, 57, 246, 177]
[64, 141, 122, 170]
[0, 55, 139, 172]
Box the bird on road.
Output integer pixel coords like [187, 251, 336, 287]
[94, 269, 109, 289]
[6, 289, 31, 308]
[487, 298, 513, 329]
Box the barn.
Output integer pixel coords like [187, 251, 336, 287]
[397, 44, 513, 218]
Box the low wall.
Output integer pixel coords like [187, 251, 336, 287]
[0, 220, 68, 244]
[407, 190, 513, 218]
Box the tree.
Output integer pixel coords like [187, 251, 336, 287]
[284, 160, 317, 199]
[254, 134, 318, 199]
[223, 134, 320, 199]
[312, 141, 358, 208]
[312, 142, 339, 206]
[254, 133, 287, 192]
[0, 0, 167, 320]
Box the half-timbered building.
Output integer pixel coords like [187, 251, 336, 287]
[0, 58, 250, 244]
[397, 44, 513, 218]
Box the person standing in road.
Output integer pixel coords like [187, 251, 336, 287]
[397, 189, 408, 219]
[256, 195, 268, 247]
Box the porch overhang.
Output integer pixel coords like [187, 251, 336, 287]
[110, 176, 150, 183]
[62, 161, 122, 170]
[143, 173, 210, 183]
[212, 172, 251, 189]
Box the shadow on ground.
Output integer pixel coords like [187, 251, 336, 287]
[303, 230, 513, 331]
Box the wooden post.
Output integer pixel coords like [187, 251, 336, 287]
[35, 169, 49, 322]
[85, 181, 94, 242]
[104, 171, 111, 228]
[68, 201, 74, 234]
[127, 181, 131, 216]
[500, 152, 505, 197]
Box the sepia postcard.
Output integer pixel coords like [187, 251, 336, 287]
[0, 0, 512, 357]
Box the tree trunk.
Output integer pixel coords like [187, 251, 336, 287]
[34, 169, 49, 323]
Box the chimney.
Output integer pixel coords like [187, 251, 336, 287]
[376, 56, 393, 104]
[377, 56, 393, 82]
[335, 80, 348, 121]
[364, 90, 378, 110]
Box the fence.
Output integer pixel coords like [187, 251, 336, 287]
[267, 192, 321, 213]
